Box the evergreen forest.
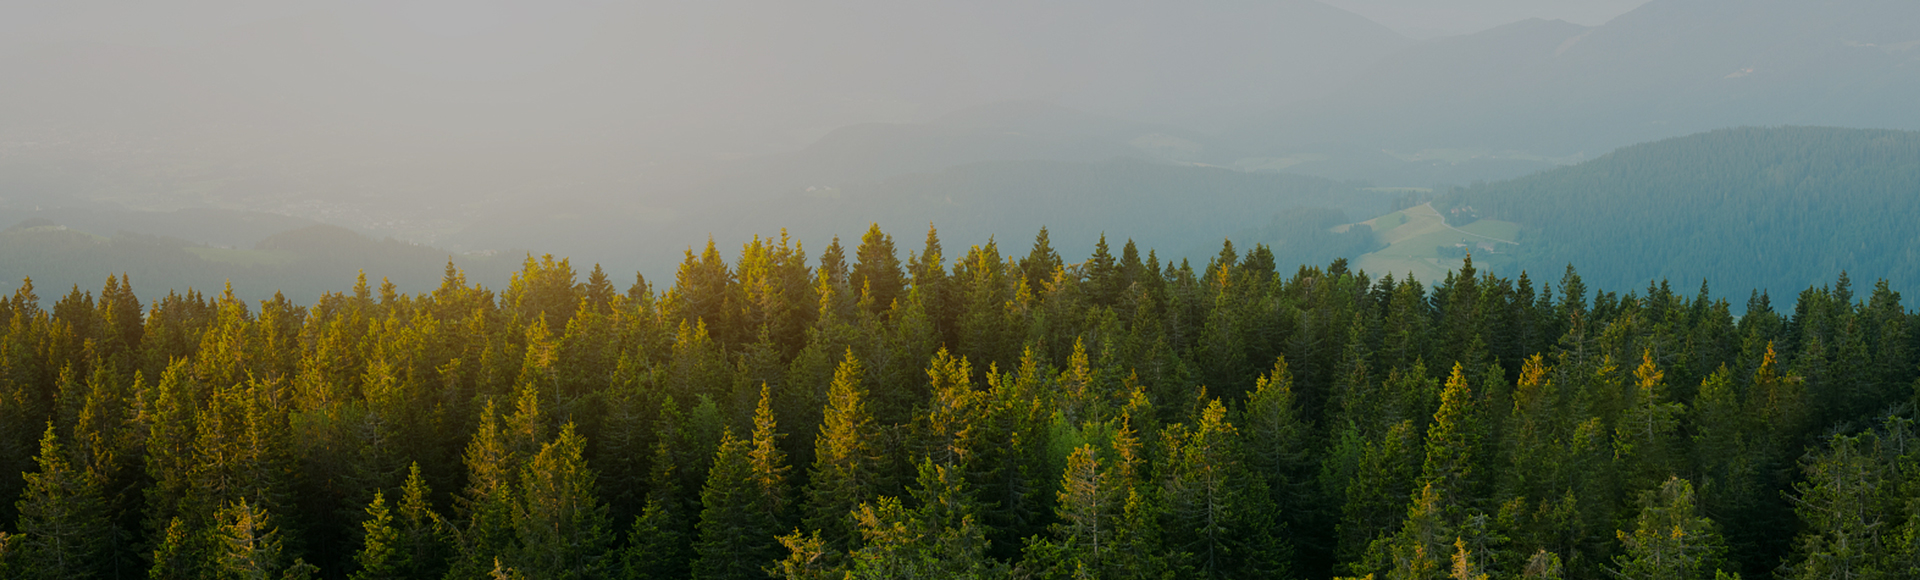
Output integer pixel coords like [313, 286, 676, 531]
[2, 224, 1918, 580]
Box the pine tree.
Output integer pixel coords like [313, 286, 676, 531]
[396, 463, 447, 579]
[511, 422, 613, 579]
[1025, 444, 1116, 577]
[214, 498, 293, 580]
[442, 401, 520, 580]
[844, 461, 1002, 579]
[1785, 424, 1907, 580]
[850, 224, 906, 316]
[622, 434, 691, 580]
[1615, 350, 1684, 499]
[1162, 399, 1287, 579]
[1421, 364, 1482, 517]
[803, 349, 881, 549]
[1613, 478, 1731, 580]
[11, 424, 110, 579]
[694, 430, 785, 580]
[352, 491, 404, 580]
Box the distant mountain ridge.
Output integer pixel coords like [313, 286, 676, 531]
[1430, 126, 1920, 299]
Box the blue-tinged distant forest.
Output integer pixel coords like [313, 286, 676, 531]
[1439, 126, 1920, 302]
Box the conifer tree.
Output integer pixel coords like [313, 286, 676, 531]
[623, 436, 691, 580]
[850, 224, 906, 316]
[396, 463, 447, 579]
[915, 349, 983, 469]
[1020, 228, 1063, 298]
[11, 424, 109, 579]
[1162, 399, 1287, 579]
[845, 461, 1002, 579]
[1784, 423, 1910, 580]
[1244, 357, 1316, 528]
[352, 491, 404, 580]
[1615, 350, 1684, 499]
[143, 360, 204, 545]
[1614, 477, 1732, 580]
[214, 497, 302, 580]
[1339, 420, 1422, 564]
[1365, 483, 1451, 580]
[694, 430, 785, 580]
[511, 422, 612, 579]
[747, 384, 791, 522]
[803, 349, 881, 549]
[1026, 444, 1116, 577]
[150, 517, 207, 580]
[442, 401, 520, 580]
[1422, 364, 1482, 515]
[771, 530, 836, 580]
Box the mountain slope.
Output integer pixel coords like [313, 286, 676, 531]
[1433, 126, 1920, 297]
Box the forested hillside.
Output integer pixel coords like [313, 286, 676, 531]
[2, 224, 1917, 579]
[1437, 126, 1920, 300]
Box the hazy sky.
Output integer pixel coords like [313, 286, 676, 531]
[1319, 0, 1652, 37]
[5, 0, 1658, 46]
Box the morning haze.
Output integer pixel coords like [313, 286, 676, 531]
[2, 0, 1917, 299]
[7, 3, 1920, 580]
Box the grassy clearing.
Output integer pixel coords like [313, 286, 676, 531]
[1340, 203, 1521, 282]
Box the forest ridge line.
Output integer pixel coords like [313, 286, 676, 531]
[1, 223, 1916, 580]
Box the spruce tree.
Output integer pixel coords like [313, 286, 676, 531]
[1615, 350, 1684, 499]
[1026, 444, 1116, 577]
[443, 401, 519, 580]
[623, 431, 692, 580]
[693, 431, 785, 580]
[1785, 424, 1908, 580]
[1162, 399, 1287, 579]
[850, 224, 906, 316]
[352, 491, 404, 580]
[396, 464, 447, 579]
[845, 461, 1002, 579]
[511, 423, 613, 579]
[803, 349, 881, 549]
[1421, 363, 1482, 516]
[11, 424, 110, 579]
[1613, 478, 1731, 580]
[214, 498, 300, 580]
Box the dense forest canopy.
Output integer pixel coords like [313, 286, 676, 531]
[1438, 126, 1920, 301]
[1, 224, 1917, 580]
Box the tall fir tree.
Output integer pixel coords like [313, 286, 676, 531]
[511, 423, 612, 579]
[803, 349, 881, 549]
[10, 424, 110, 579]
[693, 430, 786, 580]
